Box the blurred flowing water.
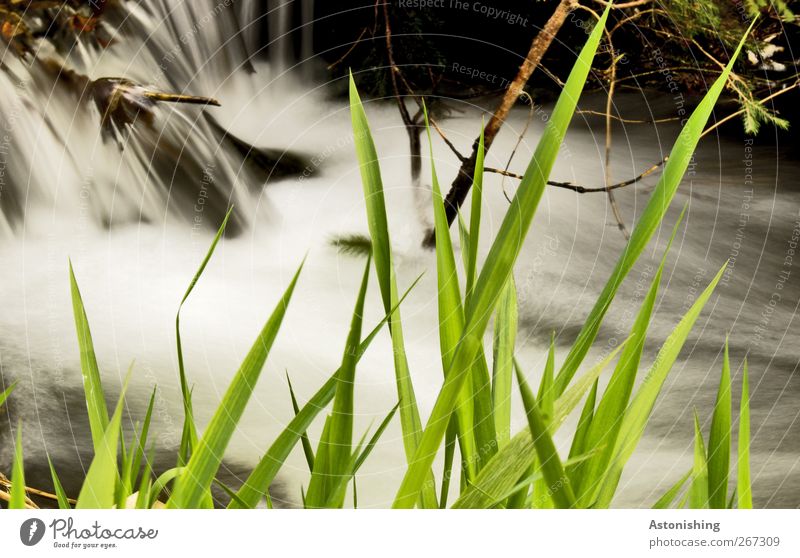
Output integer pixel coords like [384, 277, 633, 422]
[0, 1, 796, 507]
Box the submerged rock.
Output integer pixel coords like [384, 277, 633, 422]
[207, 118, 312, 187]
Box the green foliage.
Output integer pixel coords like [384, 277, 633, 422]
[69, 260, 110, 452]
[745, 0, 795, 21]
[10, 425, 26, 509]
[350, 72, 439, 508]
[305, 258, 371, 508]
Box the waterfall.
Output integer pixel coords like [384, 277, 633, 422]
[0, 0, 317, 238]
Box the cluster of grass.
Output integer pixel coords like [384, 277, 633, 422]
[3, 10, 755, 509]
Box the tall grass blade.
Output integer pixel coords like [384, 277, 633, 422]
[538, 336, 556, 419]
[707, 339, 732, 508]
[465, 125, 485, 300]
[134, 447, 154, 509]
[350, 74, 437, 508]
[652, 469, 691, 509]
[515, 366, 576, 508]
[305, 417, 335, 508]
[566, 379, 598, 484]
[439, 418, 458, 508]
[168, 262, 303, 509]
[393, 6, 610, 509]
[47, 457, 72, 509]
[553, 26, 755, 397]
[214, 479, 251, 509]
[493, 277, 518, 448]
[689, 411, 709, 509]
[149, 467, 184, 508]
[69, 261, 110, 452]
[469, 352, 497, 470]
[527, 337, 556, 509]
[737, 359, 752, 509]
[76, 372, 130, 509]
[0, 382, 14, 408]
[123, 388, 156, 498]
[306, 257, 371, 507]
[175, 207, 233, 465]
[456, 209, 497, 473]
[425, 106, 478, 479]
[10, 425, 26, 509]
[353, 403, 400, 473]
[287, 373, 315, 471]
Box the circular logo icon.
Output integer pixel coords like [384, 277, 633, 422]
[19, 518, 45, 547]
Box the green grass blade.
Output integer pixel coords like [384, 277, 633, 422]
[529, 339, 556, 509]
[311, 421, 340, 506]
[306, 258, 371, 506]
[168, 262, 303, 509]
[48, 457, 72, 509]
[538, 336, 556, 419]
[456, 203, 497, 473]
[553, 26, 755, 397]
[214, 479, 251, 509]
[689, 411, 709, 509]
[10, 425, 26, 509]
[515, 366, 576, 508]
[465, 125, 485, 300]
[175, 207, 233, 465]
[349, 73, 392, 311]
[69, 261, 110, 452]
[592, 261, 728, 508]
[354, 403, 400, 473]
[439, 417, 458, 508]
[305, 416, 335, 508]
[653, 469, 692, 509]
[425, 106, 478, 479]
[76, 372, 131, 509]
[727, 489, 737, 509]
[0, 382, 15, 408]
[350, 73, 436, 508]
[231, 275, 423, 508]
[737, 359, 752, 509]
[566, 379, 598, 480]
[287, 373, 315, 471]
[469, 349, 497, 470]
[493, 277, 518, 447]
[126, 388, 156, 496]
[707, 339, 732, 508]
[149, 467, 184, 508]
[134, 447, 154, 509]
[393, 6, 610, 509]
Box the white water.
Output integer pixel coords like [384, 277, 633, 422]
[0, 1, 797, 508]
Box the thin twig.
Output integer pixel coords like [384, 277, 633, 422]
[494, 81, 798, 196]
[0, 489, 39, 509]
[501, 91, 536, 203]
[591, 0, 654, 8]
[576, 110, 679, 124]
[327, 27, 368, 70]
[0, 472, 75, 505]
[578, 3, 629, 237]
